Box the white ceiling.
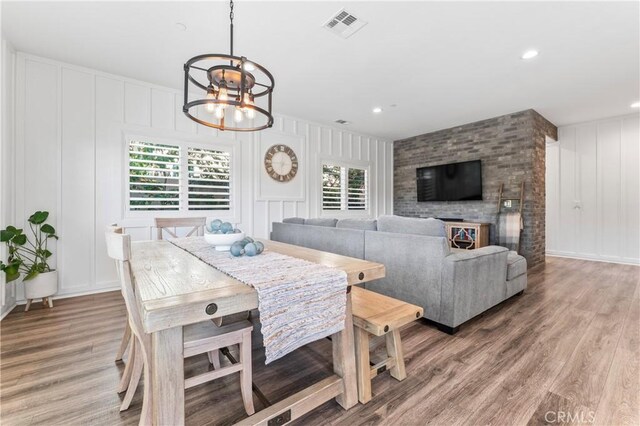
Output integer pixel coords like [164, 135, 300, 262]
[2, 1, 639, 139]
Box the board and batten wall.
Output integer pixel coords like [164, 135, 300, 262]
[2, 51, 392, 310]
[546, 114, 639, 264]
[1, 40, 18, 318]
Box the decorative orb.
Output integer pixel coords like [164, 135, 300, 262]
[210, 219, 223, 231]
[220, 222, 233, 233]
[244, 243, 257, 256]
[254, 241, 264, 254]
[244, 236, 254, 243]
[230, 242, 244, 257]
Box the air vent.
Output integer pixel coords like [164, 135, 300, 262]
[335, 119, 351, 125]
[323, 8, 367, 39]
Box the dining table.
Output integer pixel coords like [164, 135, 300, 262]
[130, 238, 386, 425]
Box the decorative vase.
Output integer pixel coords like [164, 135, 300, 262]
[24, 270, 58, 308]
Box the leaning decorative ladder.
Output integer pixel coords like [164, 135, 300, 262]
[496, 181, 525, 252]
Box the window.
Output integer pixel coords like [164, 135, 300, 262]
[322, 163, 368, 211]
[127, 138, 232, 214]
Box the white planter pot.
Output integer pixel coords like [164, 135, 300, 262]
[24, 270, 58, 299]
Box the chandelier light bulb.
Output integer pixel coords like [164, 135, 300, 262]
[218, 84, 228, 102]
[205, 88, 216, 113]
[215, 106, 225, 119]
[246, 108, 256, 119]
[234, 107, 244, 123]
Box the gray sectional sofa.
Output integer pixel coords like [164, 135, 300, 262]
[270, 215, 527, 334]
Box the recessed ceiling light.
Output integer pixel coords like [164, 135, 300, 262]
[372, 107, 383, 113]
[631, 101, 640, 108]
[175, 22, 187, 31]
[521, 50, 539, 60]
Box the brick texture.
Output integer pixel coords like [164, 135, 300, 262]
[393, 109, 557, 267]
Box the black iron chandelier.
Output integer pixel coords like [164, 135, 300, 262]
[183, 0, 274, 132]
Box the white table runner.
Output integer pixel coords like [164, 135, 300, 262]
[169, 237, 348, 364]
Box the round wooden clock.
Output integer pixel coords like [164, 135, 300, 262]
[264, 144, 298, 182]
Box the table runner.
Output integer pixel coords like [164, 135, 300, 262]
[169, 237, 348, 364]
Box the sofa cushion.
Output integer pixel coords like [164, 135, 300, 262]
[336, 218, 377, 231]
[283, 217, 305, 225]
[506, 251, 527, 280]
[304, 218, 338, 227]
[377, 215, 446, 237]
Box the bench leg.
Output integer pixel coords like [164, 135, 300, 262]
[385, 329, 406, 381]
[354, 326, 372, 404]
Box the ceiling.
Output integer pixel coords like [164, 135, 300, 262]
[2, 1, 639, 139]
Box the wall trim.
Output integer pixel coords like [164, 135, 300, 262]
[547, 251, 639, 266]
[0, 303, 17, 321]
[13, 283, 120, 306]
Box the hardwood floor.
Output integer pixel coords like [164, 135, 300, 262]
[1, 256, 638, 425]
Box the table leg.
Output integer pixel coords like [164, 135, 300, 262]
[332, 291, 358, 409]
[151, 326, 185, 425]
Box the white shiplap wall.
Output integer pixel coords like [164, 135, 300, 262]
[1, 40, 18, 318]
[546, 114, 639, 264]
[6, 52, 392, 304]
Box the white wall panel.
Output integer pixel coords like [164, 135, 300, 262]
[557, 126, 577, 253]
[545, 142, 560, 252]
[9, 52, 393, 302]
[575, 124, 597, 256]
[151, 88, 175, 130]
[547, 114, 639, 264]
[95, 76, 124, 287]
[60, 68, 95, 291]
[621, 115, 640, 262]
[597, 120, 622, 259]
[1, 40, 17, 318]
[124, 83, 150, 126]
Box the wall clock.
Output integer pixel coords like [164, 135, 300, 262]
[264, 144, 298, 182]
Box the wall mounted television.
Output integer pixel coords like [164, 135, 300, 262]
[416, 160, 483, 201]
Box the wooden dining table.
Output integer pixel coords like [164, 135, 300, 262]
[130, 238, 385, 425]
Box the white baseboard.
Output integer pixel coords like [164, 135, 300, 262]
[0, 303, 17, 320]
[547, 251, 640, 266]
[14, 284, 121, 305]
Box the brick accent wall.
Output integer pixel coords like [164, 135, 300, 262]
[393, 109, 557, 267]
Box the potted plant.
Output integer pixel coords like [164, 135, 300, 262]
[0, 211, 59, 311]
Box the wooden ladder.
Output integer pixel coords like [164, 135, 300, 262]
[497, 181, 525, 214]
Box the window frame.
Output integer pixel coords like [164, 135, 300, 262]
[319, 157, 371, 217]
[123, 133, 240, 222]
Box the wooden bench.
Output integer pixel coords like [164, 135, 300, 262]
[351, 286, 424, 404]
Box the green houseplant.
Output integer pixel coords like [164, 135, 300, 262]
[1, 211, 59, 310]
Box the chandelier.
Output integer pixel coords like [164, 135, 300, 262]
[183, 0, 274, 131]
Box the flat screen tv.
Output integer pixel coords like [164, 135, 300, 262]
[416, 160, 482, 201]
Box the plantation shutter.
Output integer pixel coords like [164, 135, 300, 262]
[128, 141, 181, 210]
[322, 164, 368, 211]
[187, 147, 231, 211]
[322, 165, 343, 210]
[347, 167, 367, 210]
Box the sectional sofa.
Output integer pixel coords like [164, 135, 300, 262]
[270, 215, 527, 333]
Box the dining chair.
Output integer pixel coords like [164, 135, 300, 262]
[106, 225, 135, 395]
[104, 231, 255, 422]
[154, 217, 206, 240]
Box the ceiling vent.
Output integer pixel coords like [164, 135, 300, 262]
[323, 9, 367, 39]
[335, 119, 351, 125]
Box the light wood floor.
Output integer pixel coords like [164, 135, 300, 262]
[1, 257, 638, 425]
